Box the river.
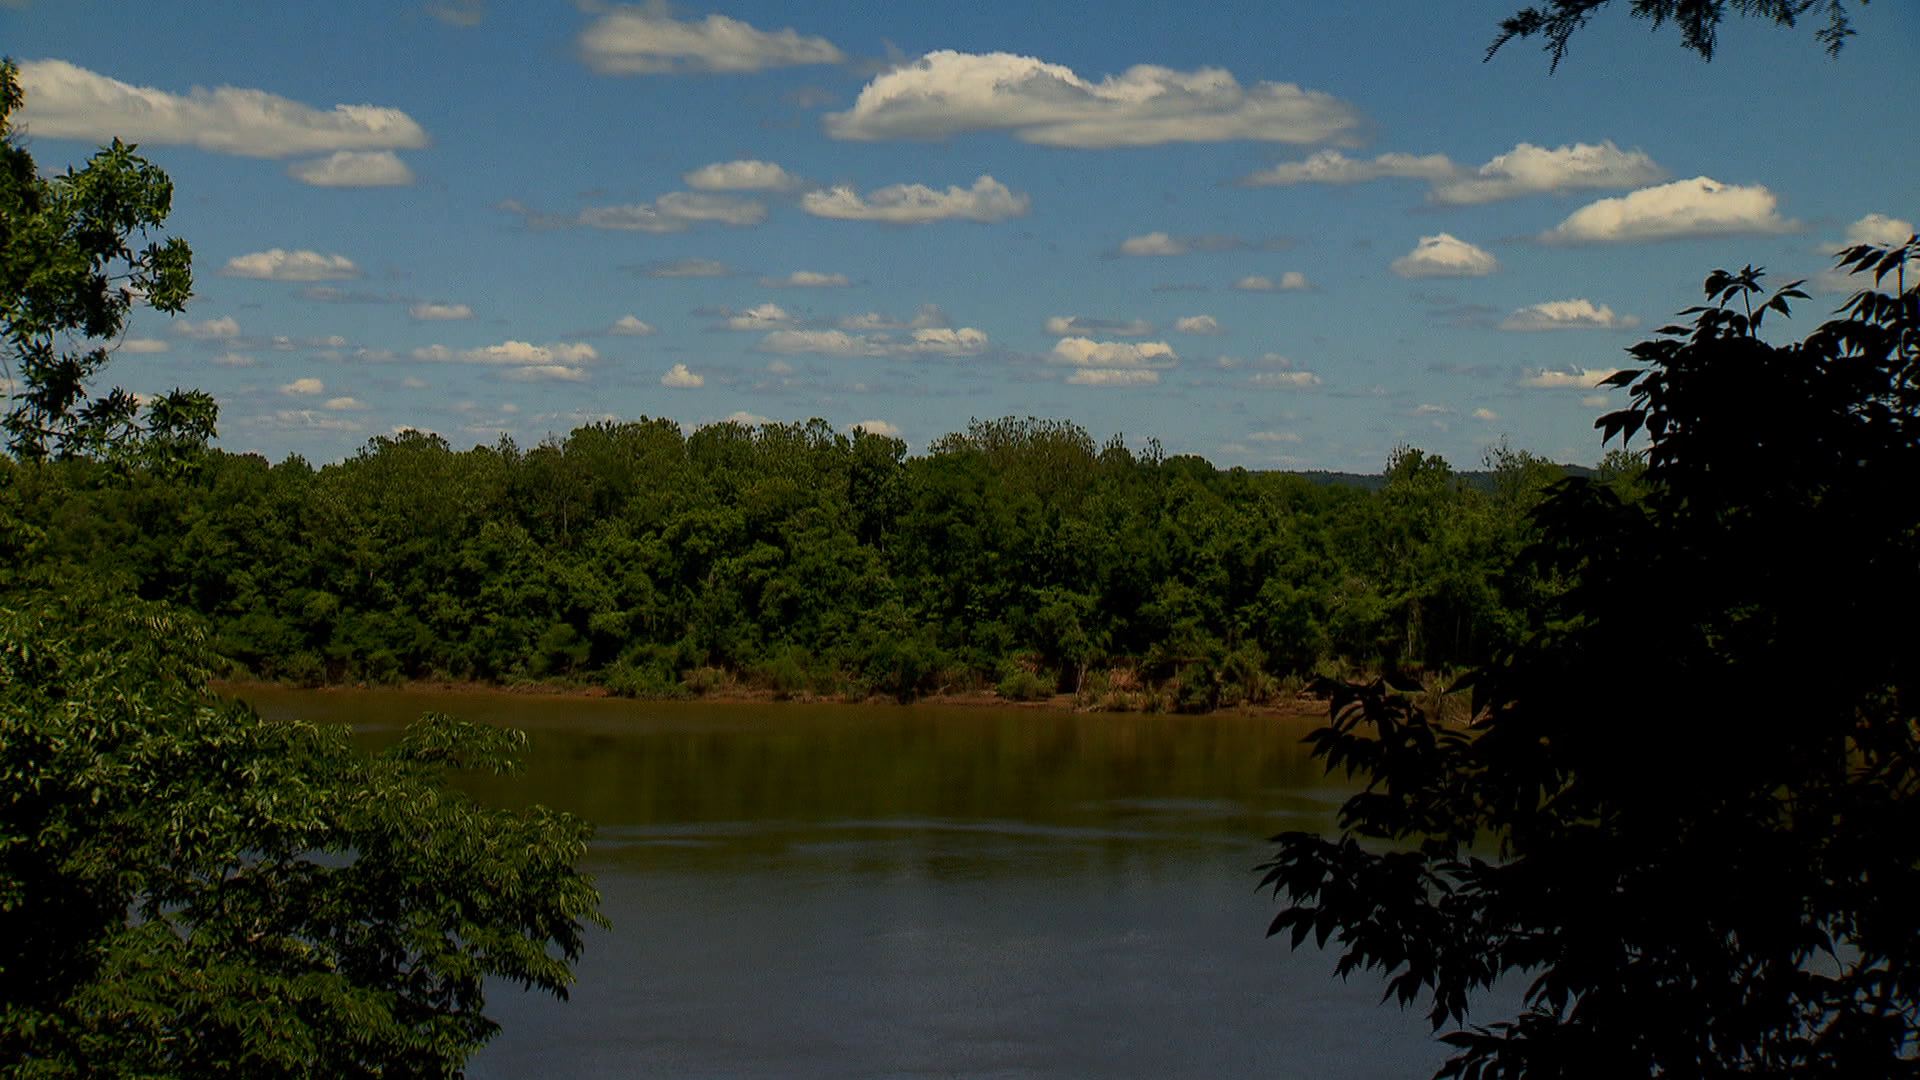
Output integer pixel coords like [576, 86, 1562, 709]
[243, 689, 1456, 1079]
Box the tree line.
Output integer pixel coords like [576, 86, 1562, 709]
[2, 416, 1634, 708]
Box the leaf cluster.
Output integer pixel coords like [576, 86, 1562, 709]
[1488, 0, 1868, 69]
[1263, 242, 1920, 1076]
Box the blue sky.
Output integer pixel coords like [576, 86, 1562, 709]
[8, 1, 1915, 469]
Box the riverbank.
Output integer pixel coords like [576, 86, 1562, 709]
[211, 676, 1333, 722]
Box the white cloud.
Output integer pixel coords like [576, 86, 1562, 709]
[578, 8, 844, 74]
[723, 410, 771, 426]
[1542, 177, 1795, 244]
[1115, 231, 1252, 257]
[825, 50, 1362, 148]
[641, 257, 730, 278]
[766, 359, 795, 375]
[287, 150, 414, 188]
[1520, 366, 1628, 389]
[1119, 232, 1186, 256]
[1412, 403, 1452, 416]
[725, 303, 793, 330]
[211, 351, 256, 367]
[176, 315, 240, 339]
[1045, 316, 1153, 337]
[684, 159, 801, 191]
[15, 59, 429, 159]
[264, 409, 365, 433]
[1844, 212, 1915, 247]
[661, 363, 705, 388]
[759, 325, 988, 357]
[1391, 233, 1499, 278]
[411, 341, 599, 378]
[1174, 315, 1221, 334]
[120, 337, 169, 353]
[223, 249, 360, 282]
[1499, 298, 1638, 331]
[409, 302, 473, 321]
[1250, 370, 1322, 388]
[281, 377, 324, 396]
[401, 376, 429, 389]
[1581, 394, 1612, 407]
[1067, 368, 1160, 386]
[1247, 430, 1302, 443]
[1049, 337, 1176, 369]
[573, 192, 766, 231]
[611, 315, 657, 335]
[1472, 408, 1499, 422]
[840, 304, 948, 330]
[763, 270, 851, 288]
[1233, 271, 1311, 291]
[427, 0, 486, 27]
[851, 419, 903, 438]
[1244, 141, 1662, 205]
[801, 174, 1029, 224]
[503, 365, 588, 382]
[323, 396, 367, 411]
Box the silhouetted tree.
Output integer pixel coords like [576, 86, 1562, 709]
[1489, 0, 1871, 68]
[1263, 241, 1920, 1077]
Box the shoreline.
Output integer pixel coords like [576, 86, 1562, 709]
[211, 677, 1333, 722]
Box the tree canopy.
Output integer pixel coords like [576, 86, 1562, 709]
[1488, 0, 1871, 68]
[1262, 243, 1920, 1075]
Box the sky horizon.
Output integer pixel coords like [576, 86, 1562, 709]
[7, 1, 1915, 470]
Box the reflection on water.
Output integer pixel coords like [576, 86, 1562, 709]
[241, 690, 1450, 1078]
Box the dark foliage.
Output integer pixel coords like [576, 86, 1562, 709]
[1488, 0, 1869, 69]
[1262, 242, 1920, 1075]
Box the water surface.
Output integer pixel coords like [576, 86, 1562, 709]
[243, 690, 1454, 1078]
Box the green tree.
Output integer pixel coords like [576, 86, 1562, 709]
[1262, 245, 1920, 1076]
[0, 59, 210, 463]
[1, 591, 603, 1077]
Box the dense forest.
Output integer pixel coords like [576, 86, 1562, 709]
[0, 415, 1638, 709]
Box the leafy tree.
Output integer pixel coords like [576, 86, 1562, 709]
[1262, 244, 1920, 1076]
[0, 591, 603, 1077]
[0, 58, 210, 462]
[1489, 0, 1871, 68]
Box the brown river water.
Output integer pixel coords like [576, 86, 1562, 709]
[242, 688, 1458, 1079]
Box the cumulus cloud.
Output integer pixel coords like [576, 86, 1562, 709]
[1234, 271, 1312, 292]
[1045, 315, 1153, 337]
[1391, 233, 1499, 278]
[1243, 141, 1662, 204]
[1115, 231, 1260, 257]
[611, 314, 657, 335]
[724, 303, 793, 330]
[637, 257, 731, 278]
[223, 249, 360, 282]
[412, 340, 598, 383]
[661, 363, 705, 388]
[1843, 212, 1915, 247]
[1499, 298, 1638, 331]
[120, 337, 170, 354]
[1472, 407, 1499, 422]
[175, 315, 240, 339]
[1520, 366, 1628, 389]
[578, 8, 843, 74]
[211, 352, 256, 367]
[1049, 337, 1177, 369]
[684, 159, 801, 191]
[1174, 315, 1221, 335]
[287, 149, 414, 187]
[262, 409, 365, 433]
[409, 302, 473, 321]
[759, 325, 988, 357]
[1542, 177, 1796, 243]
[1250, 370, 1322, 388]
[323, 396, 367, 411]
[825, 50, 1362, 148]
[801, 174, 1029, 224]
[762, 270, 851, 288]
[840, 304, 949, 331]
[16, 59, 427, 159]
[851, 419, 903, 438]
[281, 377, 324, 396]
